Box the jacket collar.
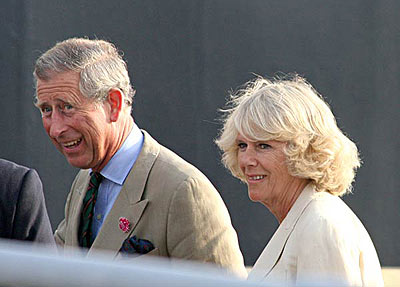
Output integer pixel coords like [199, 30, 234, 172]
[68, 130, 160, 257]
[248, 183, 316, 280]
[89, 130, 160, 256]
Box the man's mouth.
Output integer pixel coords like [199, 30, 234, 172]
[62, 138, 82, 149]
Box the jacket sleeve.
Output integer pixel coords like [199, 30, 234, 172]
[13, 169, 55, 246]
[166, 176, 247, 278]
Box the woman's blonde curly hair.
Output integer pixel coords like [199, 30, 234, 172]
[215, 75, 360, 196]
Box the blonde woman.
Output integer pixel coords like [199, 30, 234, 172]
[216, 75, 383, 286]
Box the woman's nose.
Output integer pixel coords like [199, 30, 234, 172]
[239, 148, 258, 167]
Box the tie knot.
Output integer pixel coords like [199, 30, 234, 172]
[90, 172, 103, 188]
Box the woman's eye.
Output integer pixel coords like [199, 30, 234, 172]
[259, 143, 271, 149]
[237, 143, 247, 150]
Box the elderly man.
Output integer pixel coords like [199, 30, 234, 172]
[33, 38, 246, 276]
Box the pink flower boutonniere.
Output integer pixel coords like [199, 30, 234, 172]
[119, 217, 130, 233]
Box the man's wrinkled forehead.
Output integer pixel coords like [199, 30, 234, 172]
[35, 72, 83, 105]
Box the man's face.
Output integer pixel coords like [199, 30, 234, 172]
[36, 71, 113, 171]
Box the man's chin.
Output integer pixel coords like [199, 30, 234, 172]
[66, 158, 91, 170]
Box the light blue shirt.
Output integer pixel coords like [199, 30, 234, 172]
[91, 123, 144, 240]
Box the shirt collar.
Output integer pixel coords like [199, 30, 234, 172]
[96, 123, 144, 185]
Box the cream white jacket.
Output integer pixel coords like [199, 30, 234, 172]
[248, 184, 383, 286]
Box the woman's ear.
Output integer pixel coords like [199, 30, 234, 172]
[107, 89, 123, 122]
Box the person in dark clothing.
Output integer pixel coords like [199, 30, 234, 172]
[0, 158, 55, 245]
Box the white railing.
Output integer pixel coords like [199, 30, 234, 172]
[0, 239, 263, 287]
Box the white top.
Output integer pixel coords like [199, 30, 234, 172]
[248, 184, 384, 286]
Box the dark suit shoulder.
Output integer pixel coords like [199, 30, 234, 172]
[0, 159, 31, 184]
[0, 159, 34, 205]
[0, 159, 40, 239]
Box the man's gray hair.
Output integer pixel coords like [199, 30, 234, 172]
[33, 38, 135, 106]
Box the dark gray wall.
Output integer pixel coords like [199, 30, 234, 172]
[1, 0, 399, 266]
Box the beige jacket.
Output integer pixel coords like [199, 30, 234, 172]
[55, 130, 246, 277]
[248, 184, 383, 286]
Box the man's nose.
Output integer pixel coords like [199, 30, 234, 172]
[48, 113, 67, 138]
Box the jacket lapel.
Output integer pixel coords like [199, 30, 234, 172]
[67, 170, 91, 247]
[88, 131, 160, 258]
[248, 184, 316, 280]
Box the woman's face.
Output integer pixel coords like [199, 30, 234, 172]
[236, 133, 300, 209]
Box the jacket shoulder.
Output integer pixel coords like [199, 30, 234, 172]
[293, 192, 373, 253]
[0, 159, 40, 201]
[0, 159, 31, 183]
[141, 130, 213, 187]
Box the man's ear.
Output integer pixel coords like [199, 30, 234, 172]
[107, 89, 123, 122]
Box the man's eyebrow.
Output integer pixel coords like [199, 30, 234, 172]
[34, 101, 44, 108]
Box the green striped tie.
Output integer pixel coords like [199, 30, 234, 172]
[79, 172, 103, 248]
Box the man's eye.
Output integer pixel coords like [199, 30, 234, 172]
[41, 106, 52, 114]
[64, 104, 73, 110]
